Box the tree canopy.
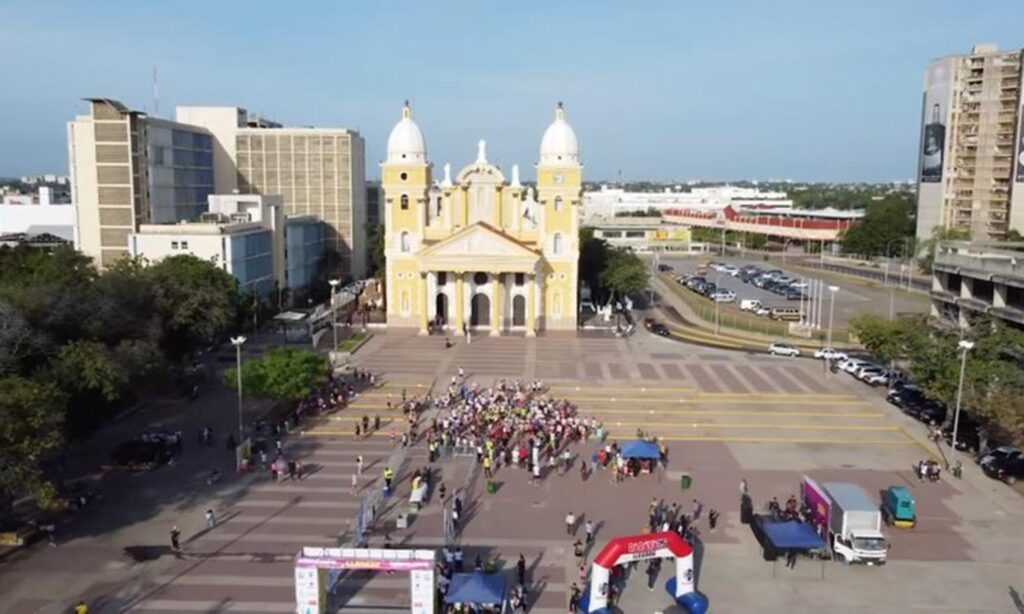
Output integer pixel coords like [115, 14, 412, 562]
[839, 195, 916, 258]
[0, 245, 246, 510]
[225, 347, 329, 403]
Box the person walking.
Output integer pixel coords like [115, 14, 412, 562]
[585, 519, 595, 544]
[74, 601, 89, 614]
[356, 454, 364, 476]
[646, 558, 661, 591]
[740, 478, 748, 496]
[439, 482, 447, 503]
[170, 526, 181, 552]
[786, 548, 798, 569]
[692, 498, 703, 522]
[383, 466, 395, 492]
[573, 539, 584, 567]
[516, 553, 527, 586]
[351, 473, 359, 494]
[708, 509, 720, 531]
[565, 511, 576, 536]
[205, 509, 217, 529]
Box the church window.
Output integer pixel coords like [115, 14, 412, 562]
[474, 272, 488, 285]
[554, 196, 563, 212]
[400, 194, 409, 210]
[436, 196, 443, 217]
[552, 233, 564, 255]
[400, 231, 411, 252]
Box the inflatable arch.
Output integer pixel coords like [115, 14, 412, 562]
[585, 531, 708, 613]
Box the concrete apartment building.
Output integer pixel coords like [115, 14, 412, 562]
[916, 44, 1024, 243]
[931, 240, 1024, 328]
[128, 194, 324, 300]
[174, 106, 367, 278]
[68, 98, 215, 266]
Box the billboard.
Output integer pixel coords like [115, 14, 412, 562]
[920, 59, 952, 183]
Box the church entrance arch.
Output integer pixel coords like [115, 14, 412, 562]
[435, 293, 448, 325]
[470, 293, 490, 327]
[512, 295, 526, 327]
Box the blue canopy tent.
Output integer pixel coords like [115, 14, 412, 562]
[619, 439, 660, 459]
[760, 521, 826, 551]
[445, 571, 507, 607]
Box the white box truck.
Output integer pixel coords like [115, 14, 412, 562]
[822, 482, 888, 565]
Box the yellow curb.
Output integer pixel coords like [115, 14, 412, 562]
[898, 425, 943, 463]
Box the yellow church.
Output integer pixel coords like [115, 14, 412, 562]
[381, 102, 581, 336]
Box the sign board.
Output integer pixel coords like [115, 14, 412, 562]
[295, 547, 436, 614]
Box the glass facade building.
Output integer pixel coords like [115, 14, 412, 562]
[285, 216, 325, 296]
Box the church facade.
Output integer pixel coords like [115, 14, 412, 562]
[381, 102, 581, 335]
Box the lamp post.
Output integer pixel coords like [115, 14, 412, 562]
[826, 286, 838, 375]
[328, 278, 341, 355]
[714, 272, 721, 335]
[952, 340, 975, 453]
[230, 335, 247, 472]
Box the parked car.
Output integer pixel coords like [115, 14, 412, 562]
[904, 399, 946, 425]
[940, 416, 982, 453]
[722, 264, 740, 276]
[814, 347, 848, 362]
[784, 288, 805, 301]
[754, 306, 771, 317]
[979, 447, 1024, 484]
[769, 342, 801, 357]
[657, 264, 674, 272]
[109, 439, 176, 470]
[839, 358, 872, 374]
[770, 307, 801, 321]
[711, 290, 736, 303]
[740, 299, 764, 312]
[701, 283, 718, 297]
[859, 368, 890, 386]
[853, 364, 884, 379]
[650, 322, 671, 337]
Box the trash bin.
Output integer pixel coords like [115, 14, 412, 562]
[681, 473, 693, 490]
[486, 481, 497, 494]
[396, 513, 408, 529]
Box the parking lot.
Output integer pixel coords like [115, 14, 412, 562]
[658, 255, 930, 328]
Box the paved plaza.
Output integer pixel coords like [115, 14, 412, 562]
[2, 330, 1023, 613]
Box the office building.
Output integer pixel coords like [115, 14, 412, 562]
[174, 106, 367, 279]
[366, 180, 383, 226]
[582, 185, 793, 220]
[382, 102, 580, 334]
[128, 194, 324, 300]
[915, 44, 1024, 242]
[68, 98, 215, 267]
[931, 240, 1024, 329]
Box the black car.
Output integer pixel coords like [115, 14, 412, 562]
[941, 415, 982, 452]
[651, 323, 670, 337]
[980, 447, 1024, 484]
[657, 264, 674, 272]
[887, 384, 921, 409]
[110, 440, 175, 470]
[701, 283, 717, 297]
[905, 400, 946, 425]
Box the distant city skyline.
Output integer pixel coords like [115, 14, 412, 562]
[3, 1, 1023, 182]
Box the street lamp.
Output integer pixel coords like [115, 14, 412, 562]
[328, 278, 341, 355]
[951, 340, 975, 453]
[826, 286, 838, 339]
[714, 272, 721, 335]
[230, 335, 247, 472]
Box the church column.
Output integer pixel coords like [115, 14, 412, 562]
[490, 273, 501, 336]
[454, 271, 465, 331]
[526, 272, 537, 337]
[417, 272, 428, 336]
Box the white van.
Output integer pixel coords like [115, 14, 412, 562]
[740, 299, 764, 312]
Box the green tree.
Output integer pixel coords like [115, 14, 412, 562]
[600, 247, 650, 305]
[839, 196, 915, 257]
[365, 221, 386, 277]
[146, 255, 240, 360]
[578, 227, 609, 297]
[0, 377, 66, 507]
[91, 257, 160, 346]
[224, 347, 329, 403]
[0, 299, 47, 376]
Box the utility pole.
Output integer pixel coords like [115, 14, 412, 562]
[952, 340, 975, 454]
[230, 336, 247, 471]
[328, 279, 341, 356]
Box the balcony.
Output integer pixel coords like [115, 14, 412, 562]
[935, 243, 1024, 282]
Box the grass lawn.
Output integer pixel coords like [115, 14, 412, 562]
[337, 331, 370, 353]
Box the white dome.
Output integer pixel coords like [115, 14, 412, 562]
[386, 102, 426, 163]
[539, 102, 579, 166]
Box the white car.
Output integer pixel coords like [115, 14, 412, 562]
[814, 348, 848, 362]
[754, 306, 771, 317]
[722, 265, 740, 276]
[853, 364, 884, 379]
[789, 280, 809, 289]
[839, 358, 872, 374]
[712, 291, 736, 303]
[769, 342, 801, 357]
[862, 370, 890, 386]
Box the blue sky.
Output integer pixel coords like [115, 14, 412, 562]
[2, 1, 1023, 182]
